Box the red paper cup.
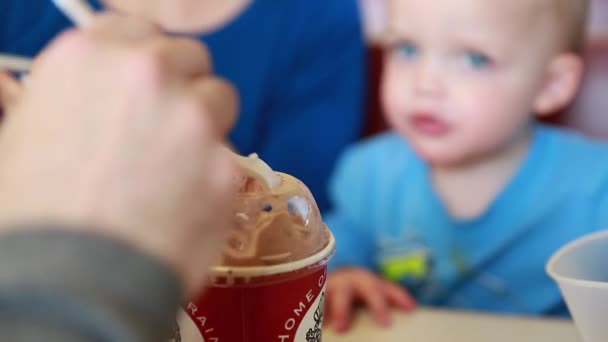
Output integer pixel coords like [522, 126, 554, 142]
[173, 233, 336, 342]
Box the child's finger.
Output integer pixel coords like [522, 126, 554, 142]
[356, 281, 390, 327]
[382, 279, 416, 310]
[328, 284, 354, 332]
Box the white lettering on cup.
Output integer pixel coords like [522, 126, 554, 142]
[294, 301, 307, 317]
[306, 290, 314, 303]
[196, 316, 207, 327]
[187, 302, 198, 315]
[179, 303, 219, 341]
[285, 318, 296, 331]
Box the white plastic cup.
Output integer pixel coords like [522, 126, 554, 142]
[547, 230, 608, 342]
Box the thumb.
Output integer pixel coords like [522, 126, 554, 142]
[0, 71, 23, 113]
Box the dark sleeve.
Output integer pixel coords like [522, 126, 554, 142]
[0, 0, 72, 56]
[258, 0, 367, 212]
[0, 0, 9, 49]
[0, 229, 182, 342]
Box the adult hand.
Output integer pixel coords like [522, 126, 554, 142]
[0, 13, 238, 297]
[0, 71, 22, 113]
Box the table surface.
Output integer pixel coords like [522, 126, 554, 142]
[324, 308, 582, 342]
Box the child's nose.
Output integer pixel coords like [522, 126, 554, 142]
[413, 58, 444, 98]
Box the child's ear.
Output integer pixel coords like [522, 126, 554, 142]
[359, 0, 388, 45]
[534, 53, 584, 117]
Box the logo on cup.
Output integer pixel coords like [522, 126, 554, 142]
[304, 293, 324, 342]
[285, 272, 326, 342]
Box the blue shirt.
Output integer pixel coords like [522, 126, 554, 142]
[327, 124, 608, 315]
[0, 0, 366, 211]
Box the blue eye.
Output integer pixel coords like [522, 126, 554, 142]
[465, 52, 491, 69]
[396, 42, 419, 59]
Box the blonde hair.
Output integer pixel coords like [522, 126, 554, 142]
[556, 0, 590, 54]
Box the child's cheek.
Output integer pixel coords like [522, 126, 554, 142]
[456, 84, 521, 144]
[453, 81, 502, 122]
[380, 81, 403, 129]
[380, 65, 410, 120]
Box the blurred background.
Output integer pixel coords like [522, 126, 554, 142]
[364, 0, 608, 139]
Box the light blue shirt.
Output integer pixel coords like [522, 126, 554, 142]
[327, 124, 608, 315]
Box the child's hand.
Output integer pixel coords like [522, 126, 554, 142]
[326, 267, 415, 333]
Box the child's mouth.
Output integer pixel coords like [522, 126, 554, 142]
[409, 112, 451, 136]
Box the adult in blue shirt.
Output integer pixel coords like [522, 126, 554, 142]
[0, 0, 366, 211]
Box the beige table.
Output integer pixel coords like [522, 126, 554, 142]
[324, 308, 581, 342]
